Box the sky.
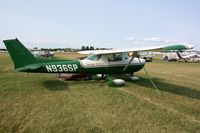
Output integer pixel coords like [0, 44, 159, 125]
[0, 0, 200, 50]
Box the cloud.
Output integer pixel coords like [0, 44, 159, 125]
[123, 36, 135, 41]
[144, 37, 180, 44]
[164, 38, 178, 43]
[145, 36, 161, 42]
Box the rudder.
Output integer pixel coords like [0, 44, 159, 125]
[3, 38, 36, 69]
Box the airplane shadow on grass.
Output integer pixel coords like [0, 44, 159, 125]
[42, 79, 105, 91]
[42, 80, 69, 91]
[42, 78, 200, 99]
[130, 77, 200, 100]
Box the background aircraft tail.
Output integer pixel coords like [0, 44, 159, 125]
[176, 52, 183, 59]
[3, 38, 36, 69]
[176, 52, 188, 62]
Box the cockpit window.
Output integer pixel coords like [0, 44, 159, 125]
[108, 53, 122, 62]
[86, 54, 101, 61]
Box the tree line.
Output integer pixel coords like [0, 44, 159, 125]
[32, 46, 111, 52]
[81, 46, 111, 51]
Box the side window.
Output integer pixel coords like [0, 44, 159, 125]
[93, 55, 101, 61]
[108, 53, 122, 62]
[115, 53, 122, 61]
[108, 54, 115, 62]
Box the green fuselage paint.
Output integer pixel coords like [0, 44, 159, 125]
[19, 60, 144, 74]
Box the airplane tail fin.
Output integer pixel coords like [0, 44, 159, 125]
[3, 38, 36, 69]
[176, 52, 188, 62]
[176, 52, 183, 59]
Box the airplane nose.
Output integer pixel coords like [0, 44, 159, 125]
[137, 58, 146, 65]
[132, 58, 145, 65]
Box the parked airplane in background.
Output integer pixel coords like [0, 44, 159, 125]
[31, 50, 54, 58]
[3, 38, 193, 87]
[163, 52, 178, 61]
[176, 52, 200, 62]
[162, 50, 200, 62]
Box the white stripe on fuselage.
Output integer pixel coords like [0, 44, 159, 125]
[80, 58, 145, 68]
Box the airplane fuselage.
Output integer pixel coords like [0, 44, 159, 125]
[18, 58, 145, 74]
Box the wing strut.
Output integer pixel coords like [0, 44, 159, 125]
[123, 52, 139, 71]
[138, 58, 161, 95]
[123, 56, 135, 71]
[123, 52, 161, 95]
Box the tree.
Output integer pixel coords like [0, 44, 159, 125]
[90, 46, 94, 50]
[85, 46, 90, 50]
[81, 46, 86, 51]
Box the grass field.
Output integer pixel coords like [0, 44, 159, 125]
[0, 52, 200, 133]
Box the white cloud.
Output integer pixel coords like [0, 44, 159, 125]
[145, 36, 161, 42]
[164, 38, 178, 43]
[123, 36, 135, 41]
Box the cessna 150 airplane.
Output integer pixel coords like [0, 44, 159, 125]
[3, 38, 193, 87]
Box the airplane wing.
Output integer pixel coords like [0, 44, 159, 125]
[78, 44, 194, 55]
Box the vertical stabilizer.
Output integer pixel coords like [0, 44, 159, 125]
[3, 38, 36, 69]
[176, 52, 183, 59]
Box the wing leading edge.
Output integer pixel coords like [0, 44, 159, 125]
[78, 44, 194, 55]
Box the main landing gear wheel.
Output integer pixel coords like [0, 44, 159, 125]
[107, 79, 125, 87]
[129, 76, 140, 81]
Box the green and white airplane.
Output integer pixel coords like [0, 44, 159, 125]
[3, 38, 193, 86]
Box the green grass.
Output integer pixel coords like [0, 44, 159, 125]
[0, 52, 200, 132]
